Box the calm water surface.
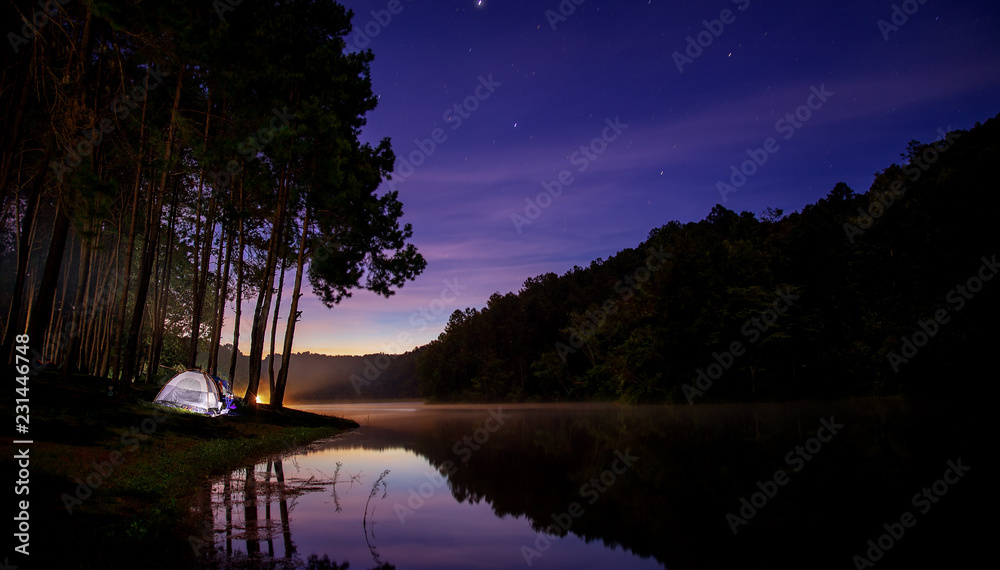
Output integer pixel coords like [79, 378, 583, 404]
[192, 400, 987, 569]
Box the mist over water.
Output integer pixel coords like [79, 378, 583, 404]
[196, 400, 986, 569]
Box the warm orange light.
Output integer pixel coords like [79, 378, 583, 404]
[256, 395, 262, 404]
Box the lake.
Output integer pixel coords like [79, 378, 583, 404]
[190, 400, 987, 569]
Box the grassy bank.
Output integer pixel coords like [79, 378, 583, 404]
[2, 371, 357, 569]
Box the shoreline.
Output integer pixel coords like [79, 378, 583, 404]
[1, 371, 358, 568]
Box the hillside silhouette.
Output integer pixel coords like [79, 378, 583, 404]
[416, 116, 1000, 402]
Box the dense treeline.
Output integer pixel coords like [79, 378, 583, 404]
[0, 0, 424, 408]
[417, 116, 1000, 403]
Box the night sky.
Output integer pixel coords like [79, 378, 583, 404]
[238, 0, 1000, 356]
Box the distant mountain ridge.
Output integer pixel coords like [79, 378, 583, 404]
[206, 346, 421, 402]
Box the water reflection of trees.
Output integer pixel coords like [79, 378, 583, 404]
[196, 459, 393, 570]
[198, 460, 300, 567]
[394, 402, 983, 569]
[190, 402, 984, 569]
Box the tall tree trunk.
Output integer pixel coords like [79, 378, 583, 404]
[187, 197, 217, 367]
[91, 250, 114, 374]
[144, 211, 163, 380]
[244, 169, 289, 404]
[25, 202, 71, 363]
[272, 210, 310, 409]
[97, 229, 121, 377]
[110, 69, 151, 382]
[1, 137, 52, 364]
[63, 218, 98, 379]
[120, 176, 163, 385]
[190, 196, 216, 366]
[144, 212, 165, 384]
[148, 188, 180, 384]
[208, 228, 229, 375]
[268, 255, 287, 401]
[18, 196, 40, 345]
[24, 2, 94, 365]
[120, 65, 184, 391]
[187, 87, 214, 368]
[44, 235, 74, 361]
[83, 233, 111, 373]
[227, 204, 245, 385]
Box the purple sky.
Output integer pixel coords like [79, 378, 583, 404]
[224, 0, 1000, 356]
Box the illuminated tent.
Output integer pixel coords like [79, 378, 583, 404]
[153, 369, 235, 416]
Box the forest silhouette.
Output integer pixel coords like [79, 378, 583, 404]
[416, 116, 1000, 403]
